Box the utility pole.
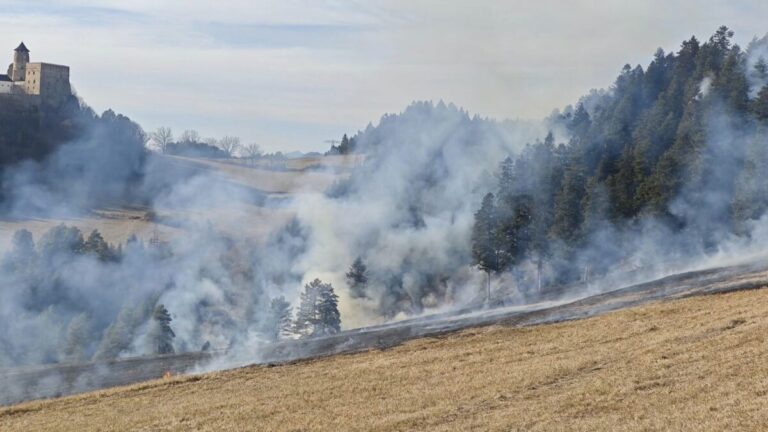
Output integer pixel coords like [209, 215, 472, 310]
[536, 257, 543, 294]
[487, 271, 491, 306]
[149, 228, 161, 247]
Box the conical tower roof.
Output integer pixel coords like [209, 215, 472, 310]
[15, 42, 29, 53]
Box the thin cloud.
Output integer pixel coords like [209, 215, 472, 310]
[2, 1, 768, 152]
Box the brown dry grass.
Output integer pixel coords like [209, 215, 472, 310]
[170, 155, 346, 194]
[4, 289, 768, 431]
[0, 154, 351, 248]
[0, 207, 162, 248]
[0, 204, 292, 248]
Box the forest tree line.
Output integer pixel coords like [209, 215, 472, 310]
[472, 27, 768, 290]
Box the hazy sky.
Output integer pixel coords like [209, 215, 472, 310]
[1, 1, 767, 152]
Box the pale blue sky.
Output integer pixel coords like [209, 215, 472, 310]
[1, 0, 767, 152]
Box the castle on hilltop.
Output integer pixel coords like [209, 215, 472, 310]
[0, 42, 71, 107]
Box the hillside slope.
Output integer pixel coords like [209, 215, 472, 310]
[0, 153, 353, 249]
[3, 287, 768, 431]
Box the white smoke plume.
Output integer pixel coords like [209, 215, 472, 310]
[3, 29, 768, 406]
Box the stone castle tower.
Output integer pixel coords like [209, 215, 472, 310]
[10, 42, 29, 81]
[0, 42, 71, 107]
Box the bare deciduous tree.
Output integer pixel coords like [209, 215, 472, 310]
[151, 127, 173, 154]
[242, 143, 262, 165]
[218, 136, 240, 158]
[180, 129, 201, 143]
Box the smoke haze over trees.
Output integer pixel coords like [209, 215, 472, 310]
[470, 26, 768, 292]
[2, 26, 768, 381]
[294, 279, 341, 337]
[147, 304, 175, 355]
[0, 95, 147, 212]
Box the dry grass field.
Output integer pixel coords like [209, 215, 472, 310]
[3, 288, 768, 431]
[169, 155, 346, 194]
[0, 154, 356, 248]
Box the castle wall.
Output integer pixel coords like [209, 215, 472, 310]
[23, 63, 41, 94]
[2, 46, 71, 108]
[23, 63, 70, 106]
[0, 93, 41, 109]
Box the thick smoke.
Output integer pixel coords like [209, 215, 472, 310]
[2, 28, 768, 405]
[746, 34, 768, 97]
[1, 108, 147, 216]
[293, 102, 543, 324]
[0, 109, 295, 371]
[0, 100, 543, 376]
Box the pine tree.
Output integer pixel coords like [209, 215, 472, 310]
[710, 26, 734, 53]
[338, 134, 351, 154]
[316, 282, 341, 336]
[93, 306, 135, 360]
[266, 296, 293, 341]
[551, 158, 586, 244]
[61, 313, 89, 363]
[496, 194, 534, 270]
[569, 104, 592, 139]
[715, 48, 749, 112]
[755, 57, 768, 81]
[3, 229, 37, 272]
[606, 146, 640, 219]
[753, 86, 768, 120]
[294, 279, 321, 337]
[84, 229, 112, 261]
[472, 193, 499, 273]
[581, 178, 611, 236]
[294, 279, 341, 337]
[147, 304, 175, 355]
[471, 193, 499, 301]
[346, 257, 369, 299]
[497, 156, 515, 196]
[38, 224, 85, 259]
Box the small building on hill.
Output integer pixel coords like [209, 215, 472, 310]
[0, 42, 71, 107]
[0, 74, 12, 93]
